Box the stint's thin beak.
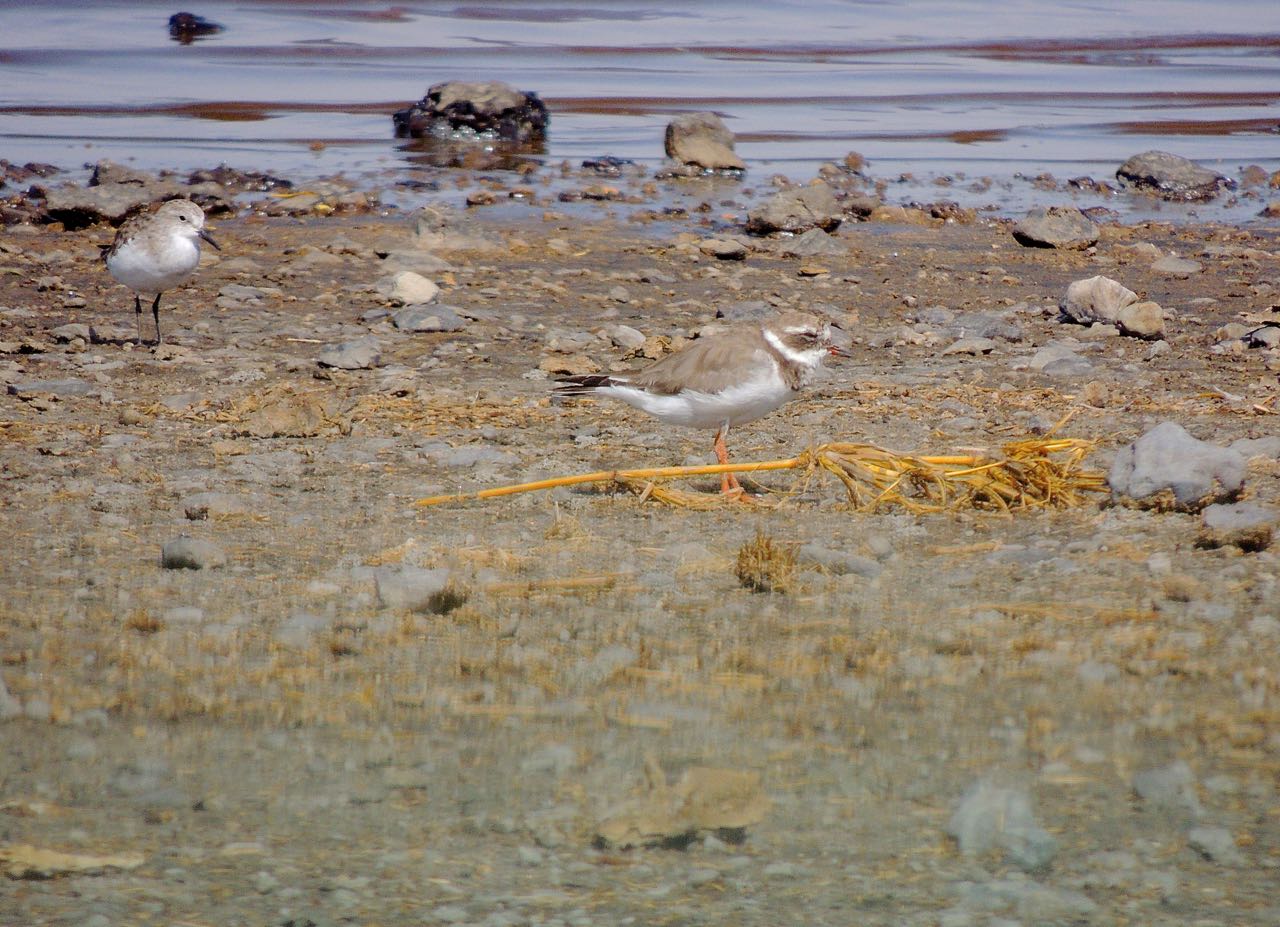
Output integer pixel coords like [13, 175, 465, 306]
[828, 344, 853, 358]
[827, 324, 853, 358]
[199, 229, 221, 251]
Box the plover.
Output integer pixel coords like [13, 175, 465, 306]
[103, 198, 219, 345]
[556, 311, 847, 495]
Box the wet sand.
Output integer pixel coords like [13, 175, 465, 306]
[1, 159, 1279, 923]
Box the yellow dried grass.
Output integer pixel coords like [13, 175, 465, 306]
[416, 433, 1106, 513]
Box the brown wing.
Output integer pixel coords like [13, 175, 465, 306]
[626, 328, 772, 395]
[102, 204, 156, 263]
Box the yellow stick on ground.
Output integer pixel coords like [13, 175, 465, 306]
[413, 439, 1107, 512]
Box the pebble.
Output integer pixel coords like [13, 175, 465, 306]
[1116, 301, 1165, 339]
[1108, 422, 1246, 511]
[946, 779, 1058, 871]
[392, 304, 466, 332]
[1187, 826, 1245, 866]
[745, 181, 841, 235]
[1060, 274, 1137, 325]
[1132, 760, 1203, 817]
[1012, 205, 1098, 249]
[942, 336, 998, 356]
[161, 536, 228, 570]
[1197, 502, 1276, 551]
[664, 111, 744, 171]
[699, 238, 747, 260]
[318, 337, 383, 370]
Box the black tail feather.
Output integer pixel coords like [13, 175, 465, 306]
[554, 374, 620, 396]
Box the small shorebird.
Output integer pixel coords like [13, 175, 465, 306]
[103, 198, 219, 345]
[556, 311, 847, 495]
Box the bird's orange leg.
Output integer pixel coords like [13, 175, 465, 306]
[713, 428, 745, 496]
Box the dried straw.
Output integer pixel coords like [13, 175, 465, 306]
[416, 434, 1106, 513]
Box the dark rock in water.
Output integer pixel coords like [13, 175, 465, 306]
[1116, 150, 1234, 202]
[168, 12, 224, 44]
[188, 165, 293, 193]
[581, 156, 635, 177]
[746, 182, 841, 235]
[1012, 206, 1098, 250]
[393, 80, 549, 145]
[664, 112, 744, 172]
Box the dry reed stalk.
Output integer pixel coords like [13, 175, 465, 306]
[416, 436, 1106, 513]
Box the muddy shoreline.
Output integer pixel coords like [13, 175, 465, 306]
[2, 162, 1279, 924]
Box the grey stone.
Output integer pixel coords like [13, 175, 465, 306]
[1151, 255, 1202, 276]
[664, 112, 744, 171]
[8, 378, 94, 398]
[1117, 150, 1233, 201]
[0, 673, 22, 721]
[1012, 205, 1099, 249]
[1187, 826, 1245, 866]
[182, 491, 251, 520]
[942, 336, 998, 356]
[318, 338, 382, 370]
[1229, 435, 1280, 460]
[699, 238, 748, 260]
[1132, 760, 1202, 817]
[1108, 422, 1246, 511]
[161, 536, 228, 570]
[1116, 301, 1165, 340]
[746, 182, 842, 235]
[1198, 502, 1276, 551]
[392, 304, 465, 332]
[51, 322, 91, 343]
[798, 543, 883, 578]
[608, 324, 646, 349]
[1248, 325, 1280, 349]
[946, 780, 1058, 871]
[388, 271, 439, 306]
[716, 300, 774, 322]
[778, 228, 847, 258]
[374, 566, 462, 614]
[1060, 275, 1138, 325]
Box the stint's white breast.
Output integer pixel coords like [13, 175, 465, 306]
[107, 234, 201, 294]
[601, 363, 795, 430]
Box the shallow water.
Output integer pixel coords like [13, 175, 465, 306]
[1, 0, 1278, 220]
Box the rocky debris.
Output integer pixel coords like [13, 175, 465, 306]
[35, 160, 234, 227]
[386, 269, 440, 305]
[393, 80, 549, 144]
[233, 383, 350, 438]
[182, 492, 252, 520]
[168, 12, 224, 44]
[188, 165, 292, 193]
[1115, 301, 1165, 340]
[0, 844, 146, 880]
[698, 238, 748, 260]
[663, 112, 745, 172]
[1196, 502, 1277, 552]
[595, 756, 770, 849]
[1187, 826, 1246, 866]
[941, 336, 998, 355]
[161, 536, 228, 570]
[318, 338, 383, 370]
[1011, 205, 1098, 249]
[776, 227, 847, 258]
[946, 780, 1058, 872]
[1151, 255, 1202, 276]
[1109, 422, 1246, 512]
[392, 304, 466, 332]
[1132, 760, 1203, 817]
[1116, 150, 1233, 201]
[374, 567, 466, 614]
[1059, 275, 1138, 325]
[746, 181, 842, 235]
[7, 378, 94, 399]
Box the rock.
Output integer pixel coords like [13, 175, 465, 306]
[1012, 205, 1099, 250]
[716, 300, 774, 323]
[0, 673, 22, 721]
[318, 338, 382, 370]
[161, 536, 228, 570]
[393, 80, 549, 144]
[698, 238, 747, 261]
[50, 323, 91, 343]
[1116, 301, 1165, 339]
[374, 567, 465, 614]
[777, 228, 847, 258]
[1060, 275, 1138, 325]
[746, 182, 842, 235]
[1187, 826, 1245, 866]
[1151, 255, 1202, 276]
[7, 378, 94, 399]
[797, 544, 882, 578]
[607, 324, 646, 350]
[1116, 150, 1233, 201]
[168, 12, 224, 43]
[664, 112, 744, 171]
[388, 271, 439, 306]
[392, 304, 466, 333]
[1249, 325, 1280, 349]
[946, 780, 1058, 872]
[1108, 422, 1246, 512]
[182, 492, 251, 520]
[1028, 342, 1093, 377]
[1197, 502, 1276, 552]
[1132, 760, 1203, 817]
[942, 336, 998, 356]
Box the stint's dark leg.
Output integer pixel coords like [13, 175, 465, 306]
[134, 294, 144, 344]
[151, 292, 164, 345]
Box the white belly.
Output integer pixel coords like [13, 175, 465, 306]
[603, 374, 795, 431]
[107, 236, 201, 294]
